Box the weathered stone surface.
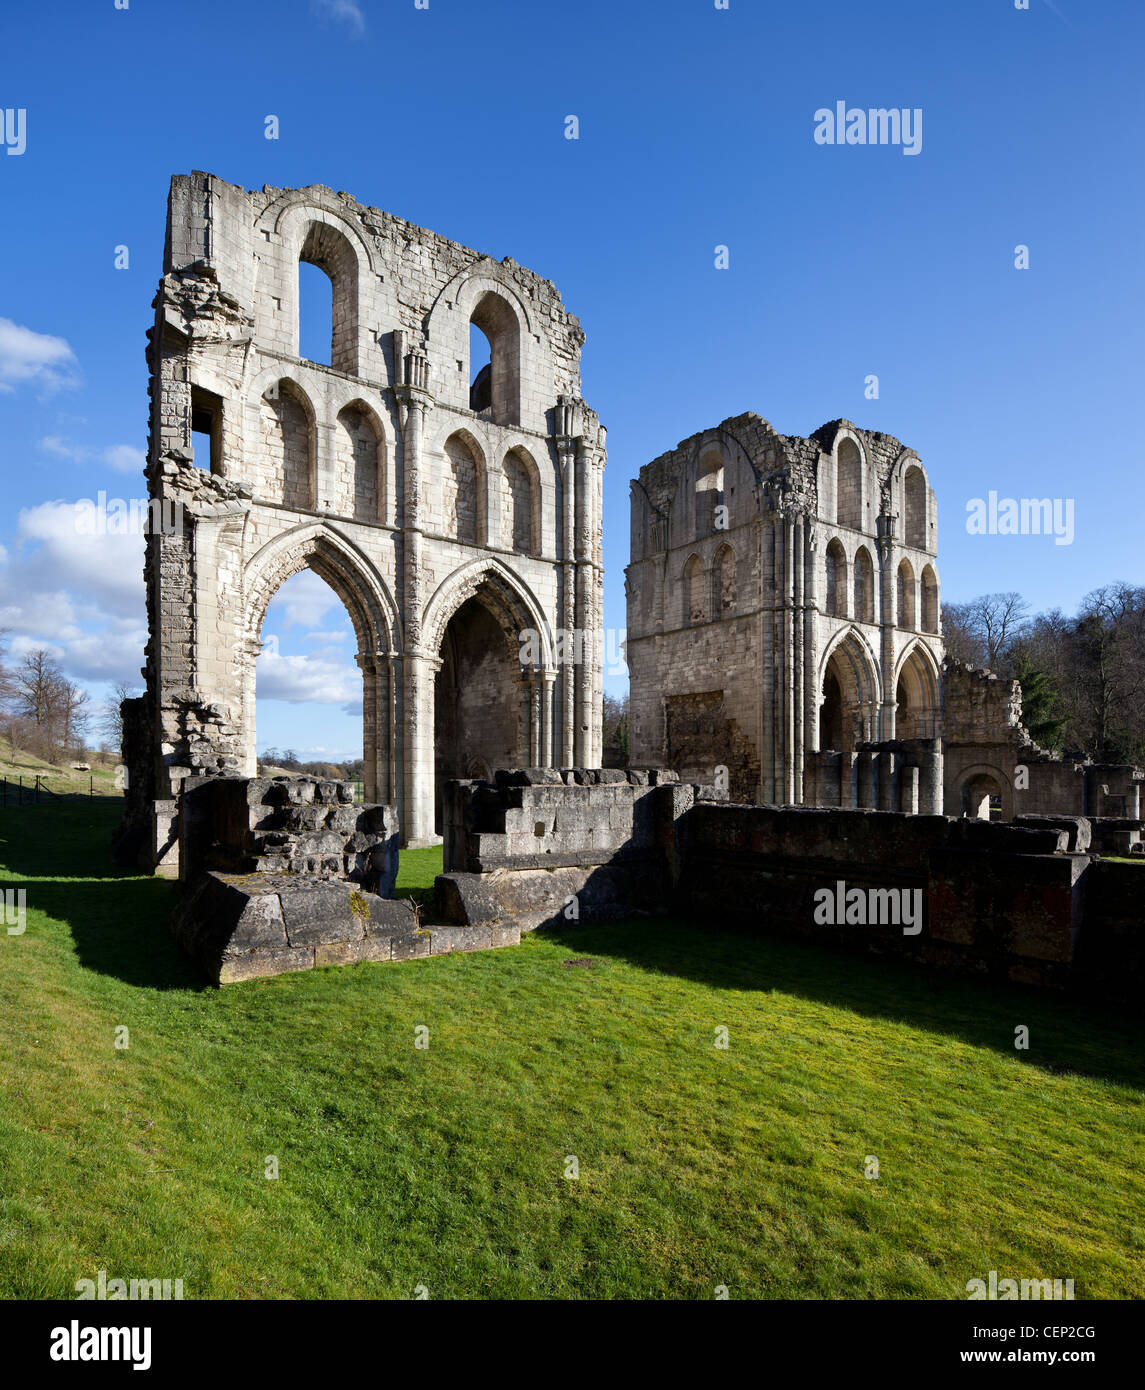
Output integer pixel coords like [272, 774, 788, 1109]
[116, 172, 606, 867]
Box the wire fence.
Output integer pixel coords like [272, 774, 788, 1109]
[0, 774, 112, 808]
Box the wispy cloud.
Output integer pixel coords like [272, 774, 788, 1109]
[40, 436, 146, 475]
[0, 318, 81, 395]
[310, 0, 365, 38]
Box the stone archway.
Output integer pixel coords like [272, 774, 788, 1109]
[434, 596, 523, 832]
[424, 560, 556, 835]
[243, 524, 401, 806]
[818, 630, 880, 752]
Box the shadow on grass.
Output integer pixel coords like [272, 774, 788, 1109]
[540, 918, 1145, 1093]
[0, 800, 206, 992]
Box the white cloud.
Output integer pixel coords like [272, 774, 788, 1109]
[265, 569, 348, 629]
[256, 648, 361, 705]
[39, 436, 146, 474]
[311, 0, 365, 37]
[0, 319, 81, 394]
[14, 500, 145, 620]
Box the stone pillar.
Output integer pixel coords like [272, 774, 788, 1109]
[574, 435, 593, 765]
[876, 514, 897, 740]
[902, 763, 920, 814]
[556, 435, 576, 766]
[802, 518, 819, 798]
[396, 367, 436, 845]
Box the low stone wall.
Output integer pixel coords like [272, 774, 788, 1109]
[439, 772, 1142, 997]
[437, 768, 692, 930]
[677, 803, 1085, 989]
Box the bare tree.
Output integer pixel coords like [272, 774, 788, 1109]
[940, 592, 1029, 672]
[12, 649, 65, 728]
[100, 681, 141, 751]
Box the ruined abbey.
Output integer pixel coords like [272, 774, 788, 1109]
[626, 414, 1143, 825]
[121, 172, 605, 869]
[115, 173, 1142, 998]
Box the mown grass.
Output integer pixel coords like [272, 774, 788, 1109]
[0, 800, 1142, 1300]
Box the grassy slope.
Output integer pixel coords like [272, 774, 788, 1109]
[0, 800, 1142, 1300]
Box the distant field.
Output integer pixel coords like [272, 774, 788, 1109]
[0, 799, 1142, 1300]
[0, 748, 121, 803]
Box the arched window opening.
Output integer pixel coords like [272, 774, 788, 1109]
[820, 669, 844, 751]
[837, 439, 863, 530]
[298, 221, 359, 374]
[684, 555, 706, 626]
[904, 465, 927, 549]
[920, 565, 939, 634]
[468, 291, 520, 426]
[825, 539, 847, 618]
[443, 432, 483, 545]
[854, 547, 875, 624]
[259, 381, 314, 510]
[504, 448, 537, 554]
[897, 559, 916, 629]
[334, 404, 382, 524]
[435, 594, 524, 834]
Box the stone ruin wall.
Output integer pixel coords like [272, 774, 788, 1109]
[438, 773, 1144, 1001]
[123, 170, 606, 871]
[626, 412, 944, 811]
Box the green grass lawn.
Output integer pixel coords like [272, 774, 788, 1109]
[0, 799, 1142, 1300]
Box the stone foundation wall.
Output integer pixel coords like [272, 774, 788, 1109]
[440, 772, 1143, 998]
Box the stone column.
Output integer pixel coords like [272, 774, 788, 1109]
[574, 435, 593, 766]
[556, 434, 577, 766]
[802, 518, 819, 798]
[396, 361, 436, 845]
[876, 513, 897, 741]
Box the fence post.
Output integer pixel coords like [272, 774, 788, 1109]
[90, 775, 94, 798]
[18, 776, 22, 806]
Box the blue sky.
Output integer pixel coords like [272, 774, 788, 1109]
[1, 0, 1141, 760]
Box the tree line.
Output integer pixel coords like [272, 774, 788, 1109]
[942, 582, 1145, 765]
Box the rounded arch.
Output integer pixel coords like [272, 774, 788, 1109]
[920, 563, 939, 634]
[423, 557, 555, 673]
[683, 551, 706, 626]
[714, 542, 737, 617]
[836, 434, 865, 530]
[824, 537, 848, 618]
[431, 262, 536, 338]
[503, 444, 541, 555]
[694, 446, 726, 539]
[956, 763, 1012, 821]
[853, 545, 875, 624]
[441, 428, 488, 546]
[334, 398, 388, 525]
[259, 195, 376, 378]
[258, 376, 317, 510]
[903, 463, 928, 549]
[897, 557, 916, 630]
